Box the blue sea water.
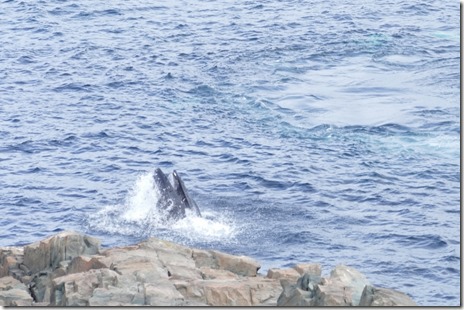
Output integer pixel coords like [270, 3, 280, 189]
[0, 0, 460, 306]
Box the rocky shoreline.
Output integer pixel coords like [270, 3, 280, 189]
[0, 231, 416, 306]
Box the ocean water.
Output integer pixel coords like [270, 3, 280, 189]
[0, 0, 460, 306]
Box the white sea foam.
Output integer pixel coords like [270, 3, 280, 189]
[171, 210, 237, 242]
[87, 171, 237, 242]
[121, 172, 159, 222]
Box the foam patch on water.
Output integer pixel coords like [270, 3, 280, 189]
[86, 171, 238, 243]
[171, 210, 238, 242]
[381, 134, 459, 158]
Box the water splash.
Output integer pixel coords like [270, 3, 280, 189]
[86, 171, 237, 243]
[172, 210, 238, 242]
[121, 172, 160, 222]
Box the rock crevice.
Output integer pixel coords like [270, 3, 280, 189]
[0, 231, 417, 306]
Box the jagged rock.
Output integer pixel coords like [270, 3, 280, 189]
[297, 272, 323, 291]
[359, 285, 417, 306]
[211, 250, 260, 277]
[51, 268, 119, 306]
[0, 247, 25, 279]
[277, 272, 322, 306]
[248, 278, 283, 306]
[157, 249, 196, 270]
[266, 267, 300, 283]
[192, 249, 260, 277]
[144, 282, 185, 306]
[0, 289, 34, 306]
[192, 249, 218, 269]
[294, 263, 322, 276]
[277, 265, 370, 306]
[313, 280, 353, 306]
[271, 264, 322, 306]
[172, 280, 206, 303]
[186, 278, 282, 306]
[328, 265, 370, 306]
[202, 280, 254, 306]
[24, 231, 100, 273]
[0, 263, 8, 278]
[277, 284, 315, 306]
[88, 286, 145, 306]
[154, 244, 201, 280]
[29, 260, 79, 303]
[2, 256, 17, 276]
[277, 265, 408, 306]
[199, 267, 239, 280]
[67, 255, 108, 274]
[99, 248, 167, 282]
[30, 271, 53, 303]
[0, 276, 26, 291]
[167, 265, 203, 280]
[139, 238, 192, 257]
[21, 275, 33, 285]
[0, 231, 417, 307]
[183, 278, 281, 306]
[0, 276, 33, 306]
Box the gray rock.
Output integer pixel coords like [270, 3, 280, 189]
[155, 245, 201, 280]
[24, 231, 100, 273]
[266, 267, 300, 283]
[138, 237, 193, 257]
[199, 267, 239, 280]
[277, 272, 321, 306]
[277, 283, 314, 306]
[192, 249, 219, 269]
[50, 268, 119, 306]
[202, 280, 254, 306]
[248, 277, 283, 306]
[313, 281, 353, 306]
[0, 276, 25, 291]
[144, 282, 185, 306]
[297, 272, 322, 291]
[0, 247, 25, 279]
[88, 286, 144, 306]
[211, 250, 261, 277]
[328, 265, 370, 306]
[172, 279, 206, 303]
[167, 265, 203, 280]
[0, 232, 418, 307]
[0, 289, 34, 306]
[30, 271, 53, 303]
[278, 265, 371, 307]
[359, 285, 417, 306]
[99, 248, 167, 282]
[192, 249, 260, 277]
[67, 255, 108, 274]
[0, 276, 33, 306]
[293, 263, 322, 277]
[173, 277, 281, 306]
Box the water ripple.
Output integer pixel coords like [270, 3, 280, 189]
[0, 0, 458, 306]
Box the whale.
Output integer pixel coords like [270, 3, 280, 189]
[152, 168, 201, 221]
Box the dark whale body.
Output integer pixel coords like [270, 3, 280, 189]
[152, 168, 201, 221]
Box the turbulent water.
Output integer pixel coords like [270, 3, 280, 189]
[0, 0, 460, 306]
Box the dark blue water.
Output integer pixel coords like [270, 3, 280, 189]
[0, 0, 459, 306]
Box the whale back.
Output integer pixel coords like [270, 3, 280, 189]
[172, 170, 202, 217]
[152, 168, 201, 221]
[152, 168, 186, 221]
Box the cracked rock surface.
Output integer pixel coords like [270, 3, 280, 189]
[0, 231, 416, 306]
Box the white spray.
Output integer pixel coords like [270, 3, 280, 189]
[87, 171, 238, 243]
